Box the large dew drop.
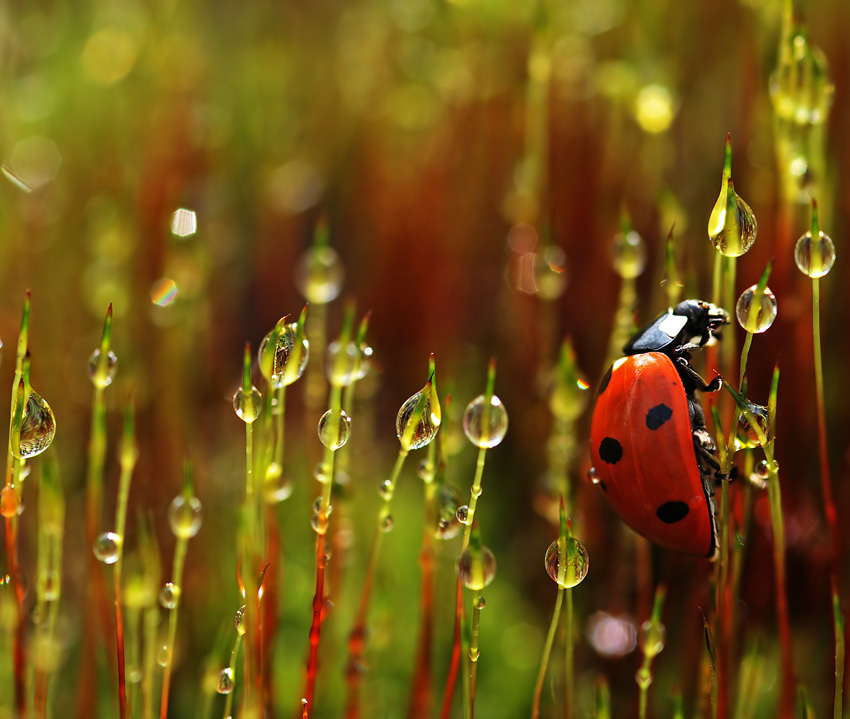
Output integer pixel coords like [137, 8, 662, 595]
[325, 341, 360, 387]
[159, 582, 180, 609]
[544, 537, 589, 588]
[168, 495, 203, 539]
[295, 247, 344, 305]
[463, 395, 508, 448]
[736, 285, 777, 334]
[258, 322, 309, 389]
[638, 619, 667, 658]
[217, 667, 235, 695]
[317, 408, 352, 450]
[612, 230, 647, 279]
[232, 386, 262, 423]
[88, 348, 118, 389]
[795, 231, 836, 278]
[13, 391, 56, 459]
[708, 182, 757, 258]
[93, 531, 121, 564]
[396, 388, 440, 451]
[457, 545, 497, 591]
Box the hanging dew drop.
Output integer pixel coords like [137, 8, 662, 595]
[435, 485, 463, 540]
[294, 246, 344, 305]
[232, 386, 262, 423]
[157, 645, 169, 668]
[795, 231, 836, 278]
[317, 408, 352, 450]
[396, 390, 440, 450]
[13, 391, 56, 459]
[463, 395, 508, 448]
[638, 619, 667, 658]
[168, 495, 203, 539]
[258, 322, 309, 388]
[735, 402, 770, 450]
[736, 284, 777, 333]
[217, 667, 235, 695]
[457, 545, 497, 591]
[708, 180, 757, 258]
[611, 230, 647, 279]
[456, 505, 470, 525]
[587, 467, 601, 485]
[93, 531, 121, 564]
[544, 537, 589, 588]
[380, 515, 394, 533]
[325, 341, 360, 387]
[235, 605, 246, 636]
[159, 582, 181, 609]
[87, 348, 118, 389]
[378, 479, 392, 501]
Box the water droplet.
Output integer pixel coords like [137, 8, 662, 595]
[456, 505, 470, 525]
[325, 341, 360, 387]
[612, 230, 647, 279]
[217, 667, 234, 694]
[127, 666, 143, 684]
[635, 667, 653, 690]
[159, 582, 180, 609]
[436, 485, 463, 540]
[93, 532, 121, 564]
[468, 646, 480, 662]
[235, 605, 246, 636]
[380, 515, 394, 533]
[170, 208, 197, 238]
[168, 495, 203, 539]
[0, 486, 17, 518]
[708, 182, 757, 258]
[258, 322, 309, 388]
[736, 284, 777, 333]
[544, 537, 590, 588]
[795, 231, 836, 278]
[312, 497, 332, 516]
[463, 395, 508, 448]
[12, 391, 56, 459]
[295, 246, 344, 305]
[157, 645, 169, 667]
[474, 595, 486, 610]
[150, 277, 178, 307]
[770, 30, 834, 126]
[756, 460, 771, 478]
[418, 459, 434, 481]
[87, 348, 118, 389]
[378, 479, 392, 501]
[354, 344, 373, 380]
[317, 408, 352, 450]
[736, 402, 769, 450]
[587, 467, 600, 485]
[396, 387, 441, 451]
[232, 386, 262, 423]
[457, 545, 497, 591]
[638, 619, 666, 658]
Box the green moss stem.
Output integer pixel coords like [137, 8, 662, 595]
[531, 590, 563, 719]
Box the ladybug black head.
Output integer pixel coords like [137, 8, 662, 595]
[624, 299, 729, 358]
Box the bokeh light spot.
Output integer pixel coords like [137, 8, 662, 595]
[150, 278, 178, 307]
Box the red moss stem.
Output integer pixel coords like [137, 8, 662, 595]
[439, 577, 464, 719]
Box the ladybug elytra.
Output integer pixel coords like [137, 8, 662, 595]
[590, 300, 729, 558]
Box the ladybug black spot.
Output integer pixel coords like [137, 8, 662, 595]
[599, 437, 623, 465]
[598, 365, 613, 395]
[656, 501, 689, 524]
[599, 481, 607, 492]
[645, 403, 673, 430]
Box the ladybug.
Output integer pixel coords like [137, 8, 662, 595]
[589, 300, 729, 558]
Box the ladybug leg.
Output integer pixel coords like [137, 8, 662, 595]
[693, 430, 723, 496]
[675, 357, 722, 393]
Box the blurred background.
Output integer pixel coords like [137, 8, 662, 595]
[0, 0, 848, 716]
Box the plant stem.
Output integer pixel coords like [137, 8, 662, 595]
[565, 586, 574, 719]
[531, 588, 563, 719]
[440, 577, 464, 719]
[159, 535, 188, 718]
[222, 634, 243, 719]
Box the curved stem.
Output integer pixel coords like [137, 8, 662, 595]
[531, 588, 564, 719]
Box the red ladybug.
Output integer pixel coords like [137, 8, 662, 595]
[590, 300, 729, 558]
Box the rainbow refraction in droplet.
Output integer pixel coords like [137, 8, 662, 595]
[150, 277, 178, 307]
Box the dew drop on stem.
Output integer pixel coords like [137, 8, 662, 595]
[463, 395, 508, 448]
